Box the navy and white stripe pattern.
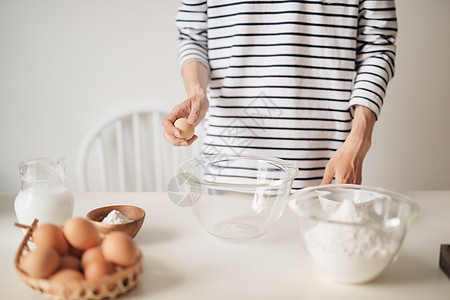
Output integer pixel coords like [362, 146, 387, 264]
[176, 0, 397, 190]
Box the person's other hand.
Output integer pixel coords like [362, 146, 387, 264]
[321, 137, 367, 184]
[162, 90, 209, 146]
[321, 105, 376, 185]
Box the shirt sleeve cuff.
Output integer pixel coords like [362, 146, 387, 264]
[178, 41, 209, 71]
[348, 94, 381, 120]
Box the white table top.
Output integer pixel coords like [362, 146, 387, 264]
[1, 191, 449, 299]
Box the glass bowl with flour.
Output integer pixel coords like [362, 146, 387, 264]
[289, 184, 419, 284]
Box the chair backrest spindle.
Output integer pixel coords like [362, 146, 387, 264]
[132, 114, 144, 192]
[152, 111, 163, 191]
[96, 135, 108, 192]
[115, 121, 126, 192]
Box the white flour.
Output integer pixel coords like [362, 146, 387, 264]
[102, 210, 132, 224]
[304, 200, 400, 283]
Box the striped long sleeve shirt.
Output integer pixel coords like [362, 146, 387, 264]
[176, 0, 397, 190]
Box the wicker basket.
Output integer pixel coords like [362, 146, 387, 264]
[14, 219, 143, 300]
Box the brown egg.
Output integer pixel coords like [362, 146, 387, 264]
[68, 245, 84, 258]
[84, 260, 114, 280]
[63, 218, 100, 250]
[174, 118, 195, 140]
[101, 232, 138, 267]
[60, 255, 81, 271]
[50, 269, 84, 283]
[33, 223, 69, 256]
[81, 247, 105, 270]
[20, 247, 61, 278]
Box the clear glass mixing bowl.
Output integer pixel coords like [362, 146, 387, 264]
[289, 184, 419, 284]
[178, 155, 299, 241]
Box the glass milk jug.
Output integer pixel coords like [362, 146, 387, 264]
[14, 157, 74, 227]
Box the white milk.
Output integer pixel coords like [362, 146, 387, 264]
[14, 188, 74, 227]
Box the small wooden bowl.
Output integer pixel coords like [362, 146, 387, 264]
[86, 205, 145, 239]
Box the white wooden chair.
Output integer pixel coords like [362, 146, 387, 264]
[76, 104, 202, 192]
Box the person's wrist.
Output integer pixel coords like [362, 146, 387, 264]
[347, 105, 376, 155]
[345, 132, 371, 158]
[186, 87, 208, 126]
[187, 84, 206, 99]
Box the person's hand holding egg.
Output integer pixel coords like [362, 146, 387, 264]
[162, 92, 209, 147]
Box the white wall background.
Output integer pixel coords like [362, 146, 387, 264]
[0, 0, 449, 193]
